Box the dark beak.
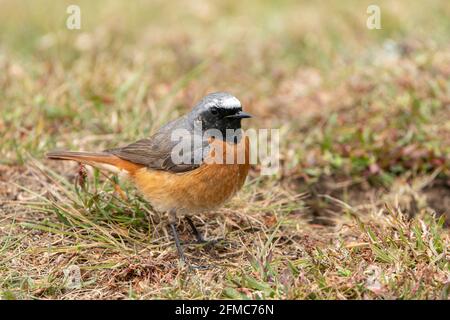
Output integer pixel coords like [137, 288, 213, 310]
[225, 111, 252, 119]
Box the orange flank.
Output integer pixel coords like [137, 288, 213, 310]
[132, 135, 250, 213]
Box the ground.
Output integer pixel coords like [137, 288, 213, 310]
[0, 0, 449, 299]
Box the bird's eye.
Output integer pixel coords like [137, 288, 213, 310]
[210, 107, 219, 115]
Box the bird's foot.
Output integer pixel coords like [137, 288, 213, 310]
[169, 221, 217, 270]
[183, 216, 227, 249]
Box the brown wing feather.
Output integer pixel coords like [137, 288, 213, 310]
[105, 117, 208, 173]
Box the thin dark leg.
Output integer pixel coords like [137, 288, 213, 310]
[169, 222, 186, 264]
[185, 216, 206, 243]
[170, 222, 210, 270]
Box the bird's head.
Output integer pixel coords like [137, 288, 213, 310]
[188, 92, 251, 141]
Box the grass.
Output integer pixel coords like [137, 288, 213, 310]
[0, 0, 449, 299]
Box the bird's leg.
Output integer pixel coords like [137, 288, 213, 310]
[185, 216, 206, 243]
[168, 212, 211, 270]
[167, 211, 222, 270]
[168, 209, 186, 264]
[169, 222, 186, 264]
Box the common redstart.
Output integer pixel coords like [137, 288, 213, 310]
[47, 92, 251, 263]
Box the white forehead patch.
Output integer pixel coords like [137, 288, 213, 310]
[221, 96, 241, 109]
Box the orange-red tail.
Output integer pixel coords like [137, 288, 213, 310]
[46, 151, 143, 173]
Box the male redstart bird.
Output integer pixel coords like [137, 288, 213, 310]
[47, 92, 251, 263]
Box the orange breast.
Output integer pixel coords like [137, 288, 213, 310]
[132, 135, 250, 213]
